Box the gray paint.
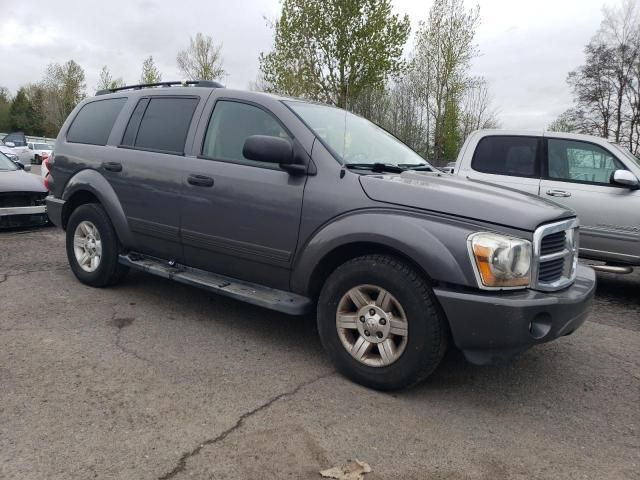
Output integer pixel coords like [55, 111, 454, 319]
[48, 86, 577, 295]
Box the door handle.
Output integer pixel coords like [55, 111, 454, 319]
[188, 174, 214, 187]
[102, 161, 122, 172]
[546, 189, 571, 198]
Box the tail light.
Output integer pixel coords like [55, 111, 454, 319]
[43, 153, 54, 192]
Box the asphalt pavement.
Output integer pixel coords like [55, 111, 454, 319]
[1, 227, 638, 480]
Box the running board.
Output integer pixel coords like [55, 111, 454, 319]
[118, 254, 313, 315]
[588, 264, 634, 274]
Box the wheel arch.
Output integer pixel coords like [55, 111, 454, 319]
[60, 169, 135, 248]
[292, 211, 476, 299]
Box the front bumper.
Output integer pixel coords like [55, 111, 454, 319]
[0, 205, 48, 228]
[434, 264, 596, 365]
[45, 196, 65, 228]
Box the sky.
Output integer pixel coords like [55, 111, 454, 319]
[0, 0, 611, 129]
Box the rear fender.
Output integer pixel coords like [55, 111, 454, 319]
[62, 169, 135, 248]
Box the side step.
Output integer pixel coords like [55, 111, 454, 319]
[118, 254, 313, 315]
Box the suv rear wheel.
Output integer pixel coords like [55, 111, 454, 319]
[317, 255, 447, 391]
[66, 203, 128, 287]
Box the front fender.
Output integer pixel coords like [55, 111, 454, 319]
[62, 169, 136, 248]
[291, 209, 481, 295]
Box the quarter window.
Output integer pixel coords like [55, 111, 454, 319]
[202, 100, 290, 164]
[471, 136, 540, 177]
[67, 98, 127, 146]
[547, 139, 624, 185]
[122, 97, 199, 154]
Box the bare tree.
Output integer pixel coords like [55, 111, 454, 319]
[459, 78, 500, 141]
[177, 33, 225, 81]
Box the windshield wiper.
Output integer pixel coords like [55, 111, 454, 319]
[398, 163, 433, 171]
[345, 163, 405, 173]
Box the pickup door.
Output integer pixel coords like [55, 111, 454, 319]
[539, 137, 640, 264]
[179, 99, 306, 291]
[461, 135, 542, 195]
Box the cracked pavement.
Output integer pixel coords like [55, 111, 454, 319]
[1, 228, 639, 479]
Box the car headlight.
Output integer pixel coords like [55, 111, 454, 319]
[468, 232, 532, 289]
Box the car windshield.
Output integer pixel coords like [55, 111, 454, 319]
[0, 152, 18, 171]
[610, 143, 640, 169]
[286, 101, 431, 168]
[35, 143, 52, 150]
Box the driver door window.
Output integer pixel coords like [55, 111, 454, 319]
[202, 100, 290, 166]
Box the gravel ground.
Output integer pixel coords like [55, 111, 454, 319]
[0, 227, 638, 480]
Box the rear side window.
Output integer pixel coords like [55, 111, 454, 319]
[122, 97, 199, 154]
[67, 98, 127, 145]
[472, 136, 540, 177]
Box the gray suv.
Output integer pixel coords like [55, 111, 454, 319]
[45, 81, 595, 390]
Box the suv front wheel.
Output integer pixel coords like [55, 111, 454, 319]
[317, 255, 447, 391]
[66, 203, 128, 287]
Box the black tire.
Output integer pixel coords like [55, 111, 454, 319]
[34, 155, 40, 165]
[66, 203, 128, 287]
[317, 255, 447, 391]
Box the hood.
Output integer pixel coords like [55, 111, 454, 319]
[0, 170, 47, 194]
[359, 171, 574, 232]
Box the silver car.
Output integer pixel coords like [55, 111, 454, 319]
[454, 130, 640, 274]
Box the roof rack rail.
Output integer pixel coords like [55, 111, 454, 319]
[95, 80, 224, 96]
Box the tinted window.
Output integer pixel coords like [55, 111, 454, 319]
[472, 136, 539, 177]
[3, 132, 27, 147]
[133, 97, 199, 153]
[202, 101, 290, 164]
[121, 98, 150, 147]
[548, 139, 624, 185]
[67, 98, 127, 145]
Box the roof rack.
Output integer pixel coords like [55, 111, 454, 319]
[96, 80, 224, 96]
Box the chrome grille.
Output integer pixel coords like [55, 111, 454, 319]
[532, 218, 579, 291]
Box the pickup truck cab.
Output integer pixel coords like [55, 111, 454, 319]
[45, 83, 595, 390]
[454, 130, 640, 274]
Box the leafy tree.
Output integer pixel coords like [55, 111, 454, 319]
[177, 33, 225, 81]
[548, 109, 580, 133]
[412, 0, 480, 162]
[9, 86, 46, 135]
[260, 0, 411, 109]
[43, 60, 87, 129]
[0, 87, 11, 132]
[140, 56, 162, 84]
[441, 95, 461, 161]
[96, 65, 125, 91]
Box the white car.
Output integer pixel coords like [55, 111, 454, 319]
[0, 144, 21, 165]
[27, 142, 53, 164]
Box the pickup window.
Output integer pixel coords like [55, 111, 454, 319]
[471, 136, 540, 178]
[547, 139, 624, 185]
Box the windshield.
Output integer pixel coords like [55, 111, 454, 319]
[286, 101, 431, 168]
[0, 152, 19, 171]
[610, 143, 640, 169]
[35, 143, 52, 150]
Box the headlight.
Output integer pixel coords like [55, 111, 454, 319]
[468, 232, 532, 289]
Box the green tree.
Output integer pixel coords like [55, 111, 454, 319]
[177, 33, 225, 81]
[43, 60, 87, 129]
[259, 0, 410, 109]
[140, 56, 162, 84]
[9, 87, 37, 134]
[441, 95, 461, 161]
[0, 87, 11, 132]
[96, 65, 125, 91]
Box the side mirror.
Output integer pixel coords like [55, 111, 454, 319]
[23, 164, 31, 172]
[5, 141, 15, 148]
[612, 169, 640, 189]
[243, 135, 306, 174]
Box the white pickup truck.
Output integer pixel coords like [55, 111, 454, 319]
[452, 130, 640, 274]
